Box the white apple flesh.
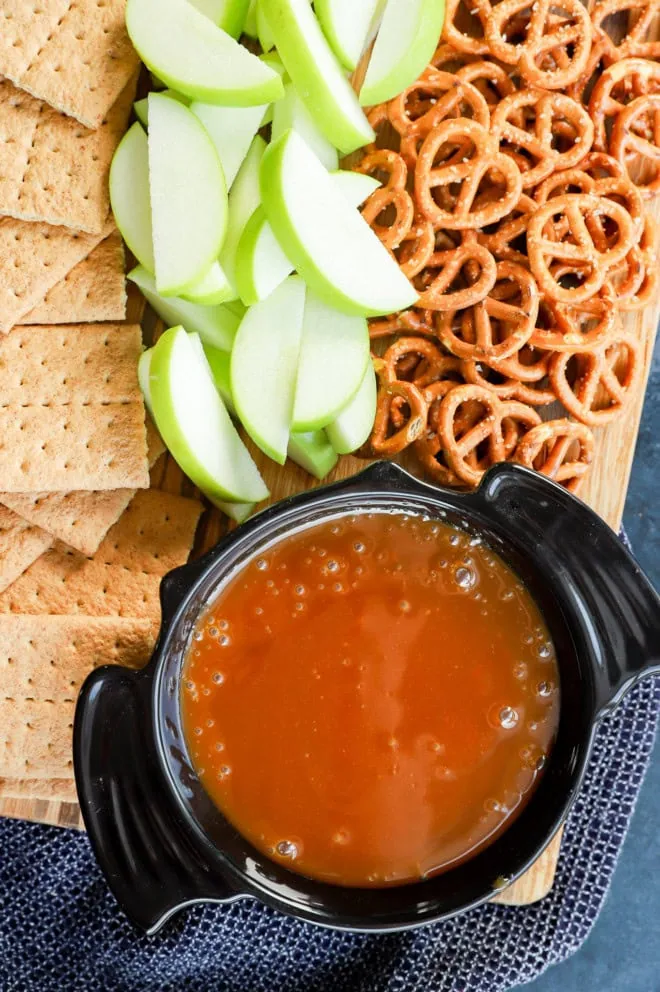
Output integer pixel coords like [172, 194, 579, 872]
[129, 266, 241, 351]
[190, 101, 268, 188]
[149, 325, 269, 503]
[315, 0, 382, 70]
[271, 80, 339, 171]
[134, 88, 189, 127]
[109, 123, 155, 273]
[360, 0, 447, 106]
[292, 291, 369, 431]
[260, 130, 418, 316]
[326, 361, 377, 453]
[220, 135, 267, 298]
[148, 94, 228, 295]
[179, 261, 233, 306]
[126, 0, 284, 105]
[259, 0, 374, 154]
[231, 276, 306, 464]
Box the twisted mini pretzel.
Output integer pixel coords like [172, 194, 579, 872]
[437, 261, 540, 360]
[491, 90, 594, 189]
[415, 231, 498, 310]
[549, 332, 641, 424]
[369, 359, 428, 455]
[513, 420, 595, 493]
[437, 384, 541, 486]
[485, 0, 592, 90]
[478, 193, 537, 264]
[529, 288, 620, 352]
[527, 193, 637, 302]
[610, 93, 660, 197]
[588, 58, 660, 152]
[442, 0, 493, 55]
[357, 150, 415, 250]
[591, 0, 660, 63]
[608, 214, 659, 310]
[415, 118, 523, 230]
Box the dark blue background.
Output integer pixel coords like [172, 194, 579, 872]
[526, 341, 660, 991]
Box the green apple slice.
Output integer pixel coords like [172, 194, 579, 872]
[189, 0, 251, 36]
[148, 94, 228, 295]
[109, 123, 155, 273]
[126, 0, 284, 105]
[360, 0, 447, 107]
[231, 276, 306, 464]
[220, 135, 266, 298]
[244, 0, 258, 36]
[260, 0, 374, 154]
[261, 130, 418, 316]
[315, 0, 382, 70]
[292, 290, 369, 431]
[235, 168, 381, 306]
[256, 0, 276, 50]
[150, 325, 269, 502]
[326, 361, 377, 453]
[134, 88, 189, 127]
[138, 347, 155, 415]
[129, 265, 241, 350]
[288, 430, 338, 479]
[272, 80, 339, 170]
[179, 261, 233, 305]
[198, 339, 235, 413]
[190, 101, 268, 189]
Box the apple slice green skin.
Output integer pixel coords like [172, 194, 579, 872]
[244, 0, 258, 36]
[149, 325, 269, 503]
[292, 291, 369, 432]
[288, 431, 338, 480]
[138, 347, 155, 415]
[256, 0, 276, 50]
[126, 0, 284, 106]
[231, 275, 306, 465]
[148, 94, 228, 296]
[189, 0, 251, 36]
[129, 265, 241, 351]
[178, 261, 233, 305]
[109, 123, 155, 273]
[261, 130, 418, 317]
[326, 361, 377, 454]
[200, 340, 235, 413]
[190, 101, 268, 189]
[315, 0, 382, 70]
[220, 135, 267, 300]
[271, 80, 339, 171]
[360, 0, 447, 107]
[235, 169, 381, 307]
[260, 0, 374, 154]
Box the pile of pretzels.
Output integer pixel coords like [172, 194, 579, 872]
[354, 0, 660, 493]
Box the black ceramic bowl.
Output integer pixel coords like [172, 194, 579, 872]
[74, 462, 660, 935]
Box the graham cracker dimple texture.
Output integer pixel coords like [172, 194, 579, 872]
[0, 323, 149, 492]
[0, 505, 52, 593]
[0, 0, 140, 129]
[0, 73, 137, 233]
[0, 215, 114, 334]
[19, 230, 126, 325]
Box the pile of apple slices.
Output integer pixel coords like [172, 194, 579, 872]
[116, 0, 442, 518]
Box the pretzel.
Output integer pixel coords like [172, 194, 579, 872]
[534, 172, 644, 249]
[415, 118, 523, 230]
[442, 0, 492, 55]
[485, 0, 592, 90]
[549, 333, 641, 424]
[576, 152, 626, 181]
[357, 151, 415, 250]
[430, 44, 482, 73]
[491, 90, 594, 189]
[437, 384, 541, 486]
[513, 420, 595, 492]
[379, 337, 460, 388]
[369, 360, 428, 455]
[415, 231, 498, 310]
[413, 381, 470, 487]
[529, 288, 620, 351]
[609, 214, 659, 310]
[395, 215, 436, 279]
[588, 58, 660, 152]
[610, 93, 660, 197]
[478, 193, 537, 264]
[388, 71, 491, 146]
[456, 60, 518, 106]
[459, 353, 554, 405]
[591, 0, 660, 63]
[527, 194, 637, 303]
[437, 261, 540, 360]
[369, 309, 436, 340]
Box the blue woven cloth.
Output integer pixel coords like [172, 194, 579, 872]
[0, 673, 657, 992]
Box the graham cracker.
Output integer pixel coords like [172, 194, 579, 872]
[0, 505, 52, 593]
[0, 421, 165, 556]
[0, 74, 136, 233]
[0, 615, 156, 778]
[0, 215, 114, 334]
[0, 0, 140, 129]
[0, 489, 203, 620]
[0, 323, 149, 492]
[0, 777, 76, 802]
[19, 230, 126, 325]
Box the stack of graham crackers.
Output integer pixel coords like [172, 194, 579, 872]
[0, 1, 204, 805]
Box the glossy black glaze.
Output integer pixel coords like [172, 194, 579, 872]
[74, 462, 660, 935]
